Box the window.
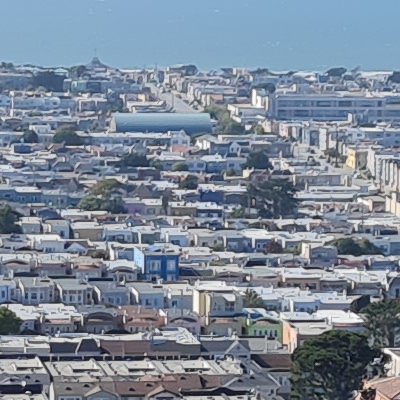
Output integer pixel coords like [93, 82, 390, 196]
[316, 101, 332, 107]
[338, 100, 352, 107]
[167, 260, 176, 271]
[149, 260, 161, 272]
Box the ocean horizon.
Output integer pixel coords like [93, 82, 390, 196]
[2, 0, 400, 71]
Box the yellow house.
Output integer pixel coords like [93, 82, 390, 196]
[204, 316, 244, 336]
[346, 147, 368, 170]
[192, 282, 243, 318]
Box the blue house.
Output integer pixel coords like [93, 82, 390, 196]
[200, 189, 224, 204]
[134, 244, 180, 281]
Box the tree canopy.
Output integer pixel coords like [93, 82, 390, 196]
[362, 300, 400, 348]
[388, 71, 400, 84]
[79, 179, 126, 214]
[245, 151, 272, 170]
[248, 179, 297, 218]
[90, 179, 122, 197]
[243, 289, 264, 308]
[70, 65, 89, 79]
[53, 130, 83, 146]
[254, 125, 265, 135]
[332, 238, 383, 256]
[79, 196, 126, 214]
[116, 153, 149, 168]
[291, 330, 384, 400]
[253, 82, 276, 93]
[32, 71, 65, 92]
[204, 105, 244, 134]
[0, 205, 21, 234]
[179, 175, 199, 190]
[326, 67, 347, 77]
[173, 163, 189, 172]
[22, 130, 39, 144]
[0, 308, 22, 335]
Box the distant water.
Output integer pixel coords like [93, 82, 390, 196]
[2, 0, 400, 71]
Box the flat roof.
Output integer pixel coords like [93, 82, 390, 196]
[111, 112, 212, 135]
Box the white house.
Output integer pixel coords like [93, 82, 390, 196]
[27, 234, 65, 253]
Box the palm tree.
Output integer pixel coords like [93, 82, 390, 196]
[244, 289, 264, 308]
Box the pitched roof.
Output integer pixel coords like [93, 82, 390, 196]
[50, 341, 78, 354]
[251, 353, 292, 370]
[367, 377, 400, 399]
[76, 338, 100, 353]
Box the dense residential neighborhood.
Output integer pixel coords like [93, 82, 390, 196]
[1, 60, 400, 399]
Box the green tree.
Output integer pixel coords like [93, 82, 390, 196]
[204, 105, 244, 134]
[326, 67, 347, 77]
[70, 65, 89, 79]
[179, 175, 199, 190]
[79, 179, 126, 214]
[332, 238, 382, 256]
[291, 330, 384, 400]
[0, 205, 21, 234]
[363, 300, 400, 348]
[116, 153, 149, 168]
[243, 289, 264, 308]
[150, 159, 163, 170]
[33, 71, 65, 92]
[388, 71, 400, 84]
[22, 130, 39, 143]
[231, 208, 245, 218]
[53, 130, 83, 146]
[254, 125, 265, 135]
[223, 120, 244, 134]
[79, 196, 102, 211]
[0, 308, 22, 334]
[0, 62, 15, 71]
[248, 179, 297, 218]
[173, 163, 189, 172]
[90, 179, 122, 196]
[245, 151, 272, 170]
[204, 104, 226, 120]
[79, 195, 126, 214]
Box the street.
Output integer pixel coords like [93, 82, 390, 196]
[147, 83, 200, 114]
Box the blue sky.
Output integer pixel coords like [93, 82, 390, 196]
[1, 0, 399, 70]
